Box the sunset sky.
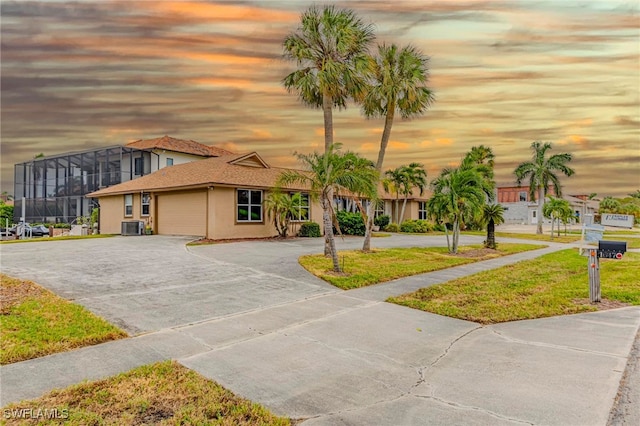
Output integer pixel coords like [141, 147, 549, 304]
[1, 0, 639, 198]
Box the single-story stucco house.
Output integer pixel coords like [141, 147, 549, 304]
[87, 148, 429, 239]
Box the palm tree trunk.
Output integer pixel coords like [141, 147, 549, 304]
[452, 219, 460, 254]
[444, 224, 451, 253]
[375, 106, 395, 171]
[363, 106, 395, 252]
[400, 198, 408, 224]
[362, 203, 374, 252]
[322, 195, 336, 264]
[487, 219, 495, 249]
[536, 186, 544, 235]
[322, 91, 333, 153]
[550, 216, 554, 240]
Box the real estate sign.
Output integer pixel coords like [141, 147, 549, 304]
[601, 214, 635, 228]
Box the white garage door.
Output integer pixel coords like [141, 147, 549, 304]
[157, 191, 207, 236]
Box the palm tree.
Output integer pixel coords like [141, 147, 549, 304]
[264, 192, 307, 238]
[398, 162, 427, 223]
[427, 167, 486, 253]
[543, 196, 572, 238]
[599, 196, 621, 213]
[278, 144, 378, 272]
[461, 145, 496, 201]
[282, 5, 374, 153]
[361, 43, 434, 251]
[481, 204, 505, 249]
[383, 167, 408, 224]
[514, 141, 575, 235]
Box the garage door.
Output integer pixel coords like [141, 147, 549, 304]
[157, 191, 207, 236]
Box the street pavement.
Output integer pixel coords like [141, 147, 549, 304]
[1, 234, 638, 425]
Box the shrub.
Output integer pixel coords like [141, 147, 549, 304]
[374, 214, 390, 228]
[384, 223, 400, 232]
[400, 219, 432, 233]
[432, 223, 446, 232]
[299, 222, 321, 237]
[335, 210, 365, 236]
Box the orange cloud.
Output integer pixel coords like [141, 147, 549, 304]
[436, 138, 454, 146]
[188, 77, 252, 88]
[389, 141, 410, 150]
[314, 128, 324, 137]
[568, 134, 588, 146]
[252, 129, 272, 139]
[359, 142, 378, 152]
[145, 2, 297, 23]
[419, 140, 432, 147]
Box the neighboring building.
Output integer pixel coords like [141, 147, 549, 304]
[12, 136, 232, 223]
[497, 185, 598, 224]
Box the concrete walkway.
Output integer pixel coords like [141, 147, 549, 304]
[1, 235, 639, 425]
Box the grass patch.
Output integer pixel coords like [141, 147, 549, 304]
[1, 360, 291, 425]
[299, 243, 543, 290]
[388, 250, 640, 324]
[0, 234, 115, 244]
[493, 232, 580, 243]
[372, 232, 392, 238]
[0, 275, 127, 364]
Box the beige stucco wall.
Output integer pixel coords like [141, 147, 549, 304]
[95, 186, 325, 239]
[97, 193, 151, 234]
[208, 187, 323, 240]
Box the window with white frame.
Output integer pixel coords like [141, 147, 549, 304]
[166, 158, 174, 166]
[141, 192, 150, 216]
[237, 189, 263, 222]
[290, 192, 309, 221]
[418, 201, 428, 220]
[124, 194, 133, 216]
[374, 200, 384, 218]
[519, 191, 527, 202]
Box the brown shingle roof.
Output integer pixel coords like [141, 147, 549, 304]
[87, 153, 309, 197]
[126, 135, 234, 157]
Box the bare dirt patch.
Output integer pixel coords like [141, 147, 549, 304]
[573, 298, 631, 311]
[451, 248, 500, 258]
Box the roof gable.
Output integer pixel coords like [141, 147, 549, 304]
[228, 152, 269, 168]
[126, 135, 233, 158]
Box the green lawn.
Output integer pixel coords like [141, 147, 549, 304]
[493, 232, 580, 243]
[388, 250, 640, 324]
[0, 275, 127, 364]
[1, 361, 291, 425]
[299, 243, 544, 290]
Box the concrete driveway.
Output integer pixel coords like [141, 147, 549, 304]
[0, 235, 338, 334]
[1, 235, 638, 425]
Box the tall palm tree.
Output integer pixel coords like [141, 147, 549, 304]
[427, 167, 486, 253]
[278, 144, 378, 272]
[362, 43, 434, 251]
[481, 203, 505, 249]
[398, 162, 427, 223]
[282, 5, 374, 153]
[514, 141, 575, 235]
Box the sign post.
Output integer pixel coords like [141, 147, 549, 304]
[587, 249, 600, 303]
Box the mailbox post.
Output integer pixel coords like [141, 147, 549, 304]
[588, 240, 627, 303]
